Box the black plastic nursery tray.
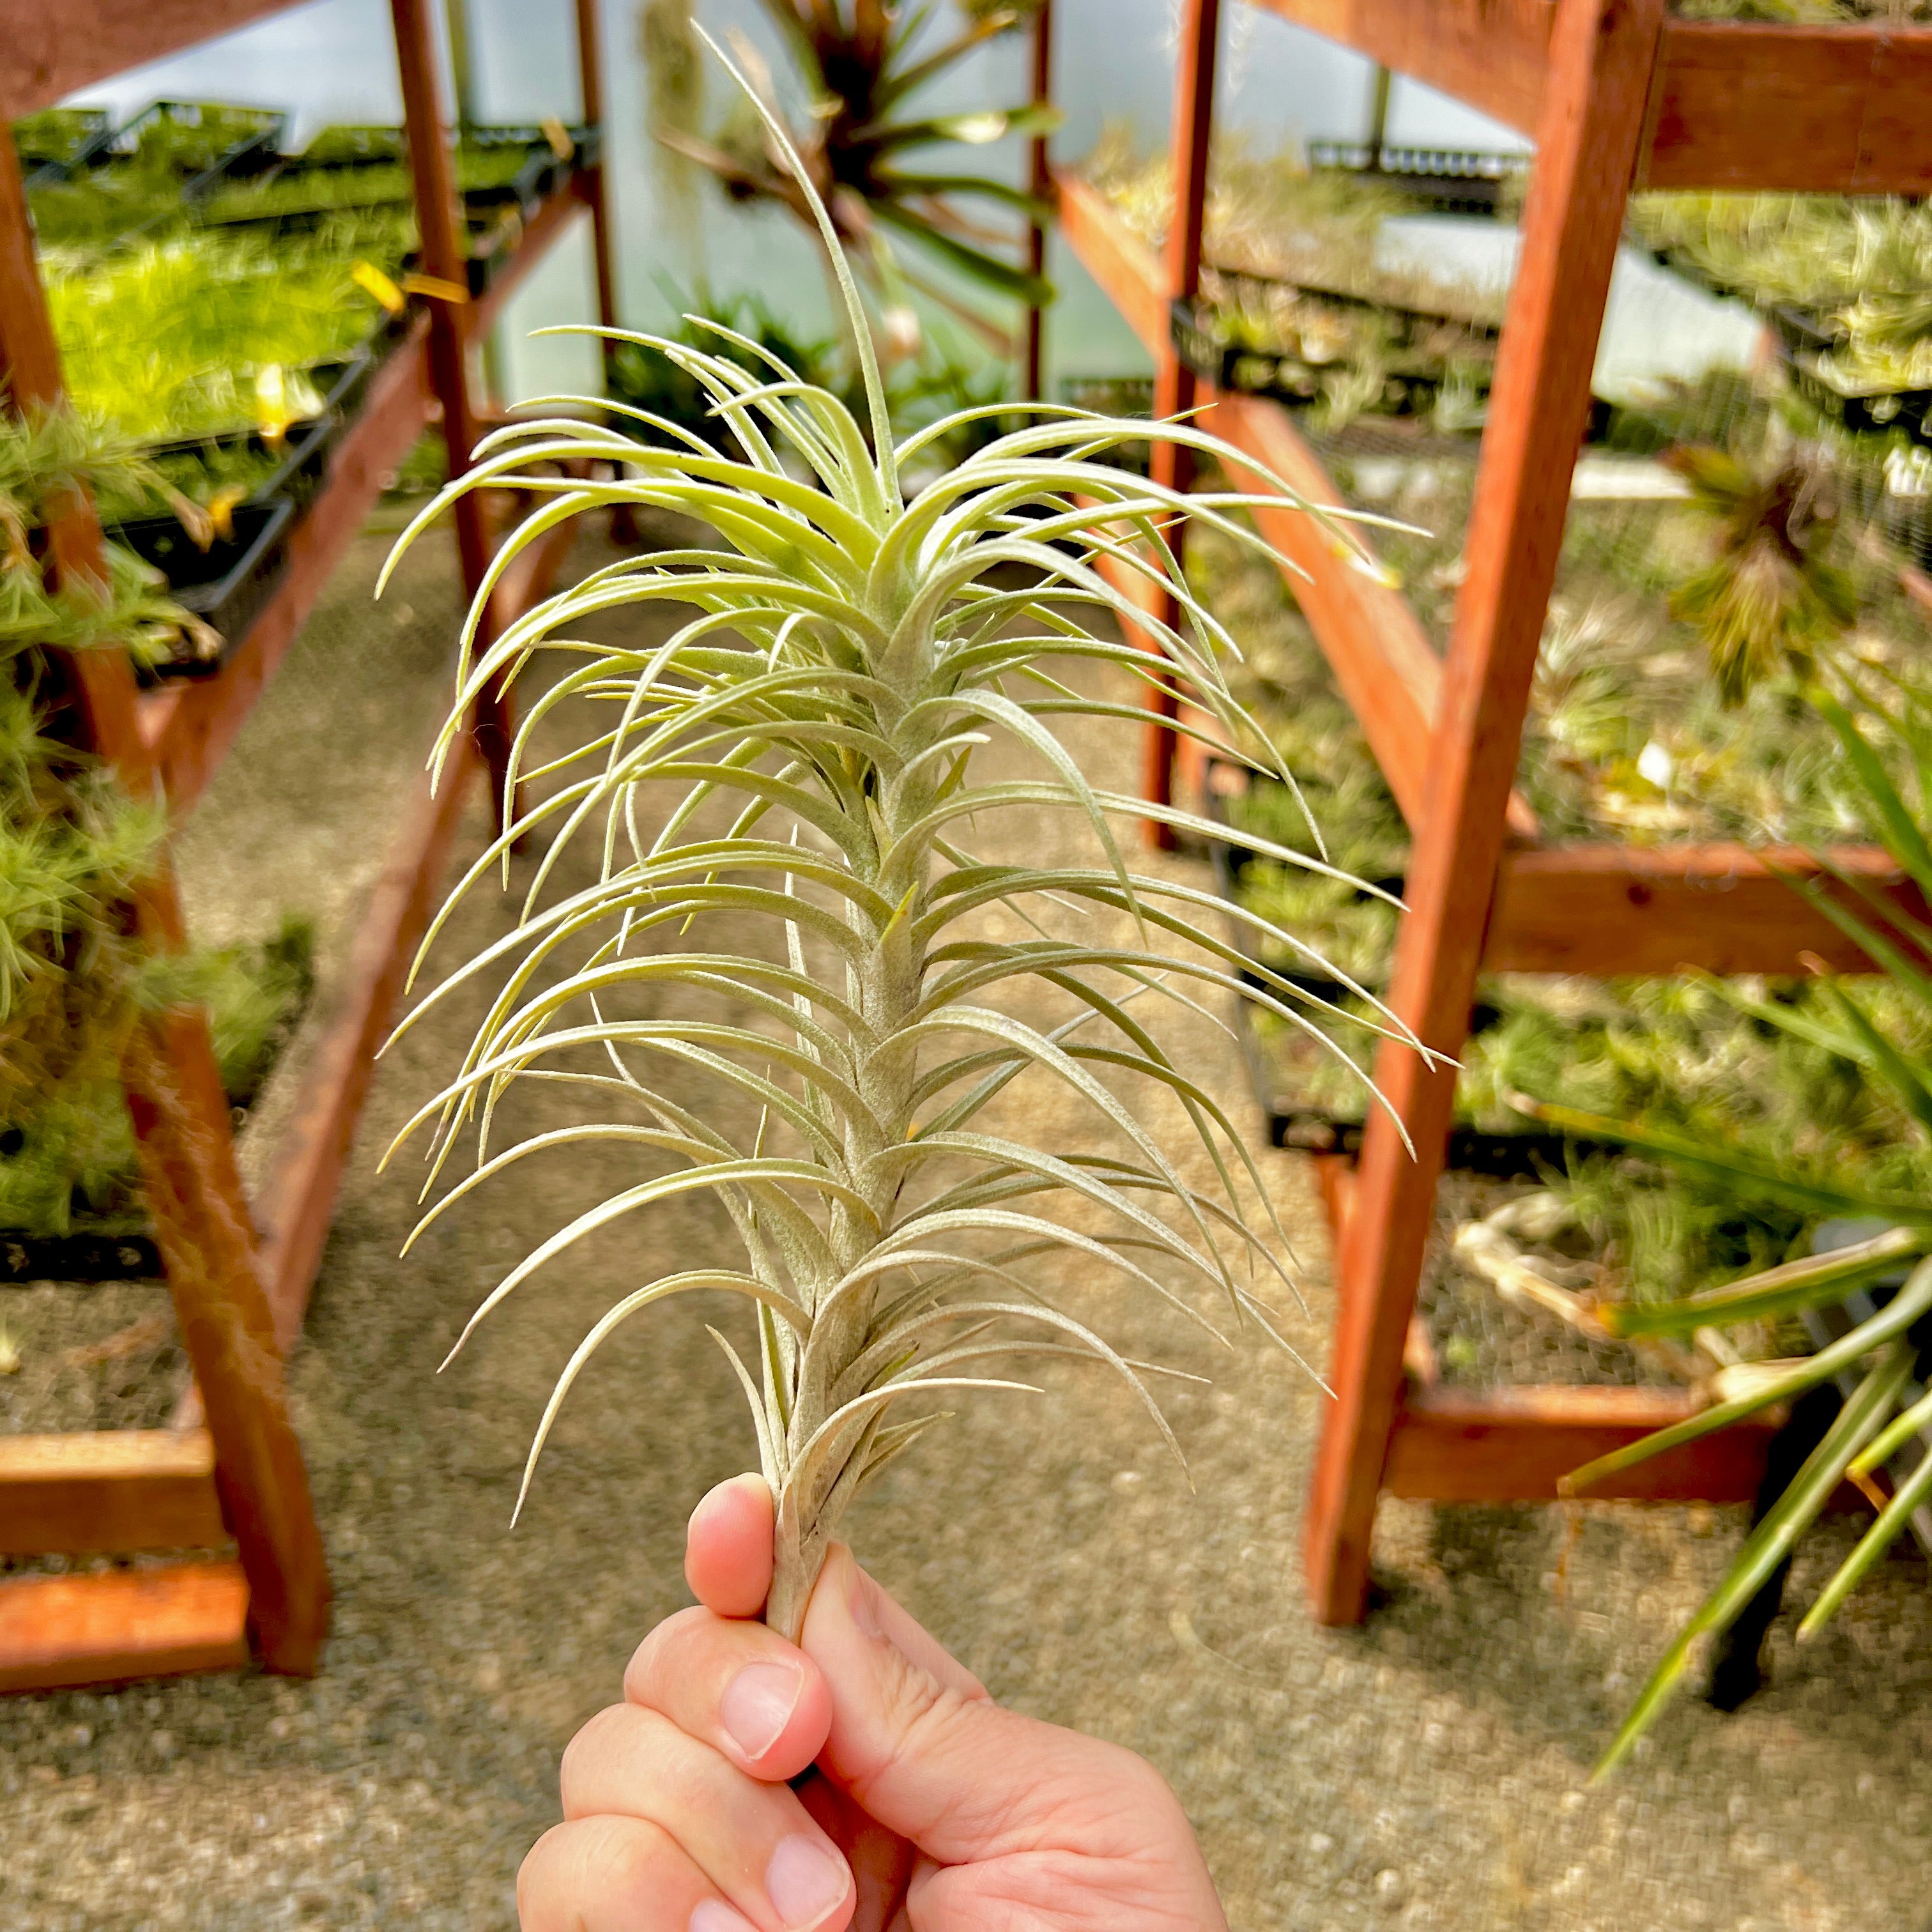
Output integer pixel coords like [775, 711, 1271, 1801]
[115, 497, 296, 680]
[1641, 249, 1932, 454]
[1169, 291, 1496, 422]
[281, 123, 406, 171]
[459, 121, 601, 217]
[100, 99, 290, 199]
[234, 119, 599, 222]
[1305, 141, 1526, 217]
[0, 1232, 162, 1284]
[11, 107, 114, 188]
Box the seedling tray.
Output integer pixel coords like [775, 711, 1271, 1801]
[1305, 141, 1526, 217]
[99, 99, 290, 200]
[1641, 247, 1932, 454]
[457, 121, 601, 217]
[113, 497, 296, 678]
[12, 108, 114, 188]
[144, 412, 335, 514]
[281, 124, 406, 171]
[0, 1232, 162, 1284]
[1169, 291, 1496, 422]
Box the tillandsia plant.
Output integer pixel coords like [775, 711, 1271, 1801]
[383, 40, 1420, 1637]
[652, 0, 1057, 329]
[1519, 673, 1932, 1775]
[1664, 445, 1858, 708]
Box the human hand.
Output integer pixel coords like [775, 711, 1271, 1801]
[518, 1472, 1229, 1930]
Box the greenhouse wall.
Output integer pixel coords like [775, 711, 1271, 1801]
[54, 0, 1530, 402]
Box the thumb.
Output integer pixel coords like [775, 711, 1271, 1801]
[797, 1545, 1158, 1869]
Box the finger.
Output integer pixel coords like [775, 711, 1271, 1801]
[561, 1705, 855, 1932]
[625, 1605, 832, 1782]
[687, 1474, 776, 1619]
[517, 1814, 758, 1932]
[799, 1545, 1177, 1868]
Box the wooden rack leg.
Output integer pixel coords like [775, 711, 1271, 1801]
[1023, 0, 1055, 403]
[1142, 0, 1219, 843]
[123, 1006, 331, 1673]
[392, 0, 521, 836]
[1301, 0, 1668, 1626]
[1, 139, 330, 1677]
[574, 0, 620, 336]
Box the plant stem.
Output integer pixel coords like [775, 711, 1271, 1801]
[768, 1487, 831, 1643]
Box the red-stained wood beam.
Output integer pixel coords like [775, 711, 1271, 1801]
[1487, 842, 1931, 977]
[394, 0, 519, 832]
[1205, 393, 1448, 835]
[120, 1013, 331, 1672]
[0, 1, 304, 121]
[1643, 20, 1932, 193]
[256, 735, 478, 1346]
[0, 135, 328, 1676]
[1307, 0, 1668, 1629]
[1053, 172, 1169, 356]
[1244, 0, 1932, 194]
[0, 1561, 250, 1694]
[1384, 1384, 1779, 1503]
[1023, 0, 1055, 402]
[572, 0, 620, 334]
[1141, 0, 1221, 837]
[1245, 0, 1550, 135]
[0, 1431, 227, 1556]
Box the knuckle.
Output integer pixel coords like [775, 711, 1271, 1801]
[556, 1703, 629, 1813]
[525, 1814, 677, 1921]
[622, 1604, 714, 1703]
[516, 1820, 606, 1930]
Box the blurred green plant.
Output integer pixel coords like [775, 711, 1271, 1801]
[1664, 445, 1858, 707]
[41, 229, 396, 443]
[1519, 673, 1932, 1774]
[651, 0, 1056, 333]
[0, 410, 311, 1234]
[608, 284, 1016, 484]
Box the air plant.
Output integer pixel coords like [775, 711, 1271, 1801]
[1664, 445, 1859, 707]
[1514, 673, 1932, 1775]
[653, 1, 1057, 330]
[385, 39, 1416, 1636]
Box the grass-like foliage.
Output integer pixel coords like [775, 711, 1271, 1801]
[1539, 672, 1932, 1775]
[384, 38, 1413, 1636]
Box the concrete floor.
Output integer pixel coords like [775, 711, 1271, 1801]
[3, 527, 1931, 1931]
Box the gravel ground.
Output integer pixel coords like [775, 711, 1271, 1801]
[3, 526, 1931, 1931]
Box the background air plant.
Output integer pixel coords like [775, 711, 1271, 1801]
[651, 1, 1057, 339]
[387, 41, 1412, 1637]
[1664, 445, 1857, 707]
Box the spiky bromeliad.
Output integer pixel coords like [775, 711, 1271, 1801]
[383, 38, 1416, 1638]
